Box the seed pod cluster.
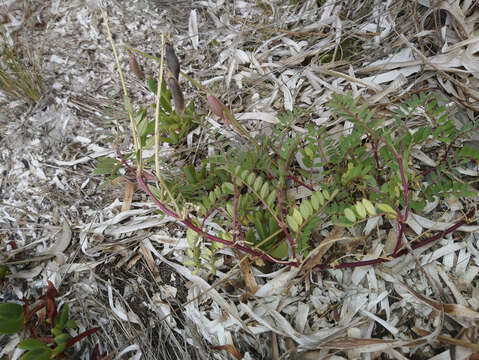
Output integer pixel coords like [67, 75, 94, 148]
[164, 41, 185, 117]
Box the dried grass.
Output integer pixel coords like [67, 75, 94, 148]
[0, 1, 44, 104]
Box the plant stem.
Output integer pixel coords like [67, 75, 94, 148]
[137, 173, 296, 264]
[100, 6, 141, 172]
[340, 101, 410, 255]
[232, 175, 239, 243]
[66, 327, 101, 349]
[154, 34, 181, 217]
[329, 208, 475, 269]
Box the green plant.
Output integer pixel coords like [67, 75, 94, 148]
[0, 281, 104, 360]
[323, 93, 478, 220]
[98, 12, 478, 273]
[0, 264, 9, 279]
[140, 76, 198, 145]
[159, 93, 476, 269]
[95, 45, 199, 184]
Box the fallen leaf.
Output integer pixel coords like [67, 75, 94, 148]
[234, 250, 258, 294]
[37, 220, 72, 256]
[413, 328, 479, 351]
[207, 93, 225, 119]
[212, 344, 242, 359]
[140, 241, 161, 279]
[121, 180, 135, 212]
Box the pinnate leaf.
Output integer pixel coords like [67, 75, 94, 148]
[0, 302, 24, 334]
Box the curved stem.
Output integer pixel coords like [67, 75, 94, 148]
[137, 174, 296, 265]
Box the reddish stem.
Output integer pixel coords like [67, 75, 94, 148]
[46, 298, 56, 328]
[137, 174, 293, 264]
[328, 208, 474, 269]
[66, 327, 101, 349]
[288, 175, 314, 191]
[421, 135, 460, 177]
[36, 336, 55, 344]
[392, 141, 409, 255]
[24, 302, 46, 323]
[232, 175, 238, 243]
[117, 149, 156, 181]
